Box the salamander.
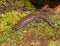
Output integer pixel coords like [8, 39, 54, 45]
[12, 11, 54, 31]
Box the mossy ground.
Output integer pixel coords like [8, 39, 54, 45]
[0, 10, 60, 46]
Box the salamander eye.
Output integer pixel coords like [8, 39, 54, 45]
[12, 27, 17, 31]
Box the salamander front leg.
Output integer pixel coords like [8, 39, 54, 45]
[30, 17, 41, 27]
[35, 17, 42, 23]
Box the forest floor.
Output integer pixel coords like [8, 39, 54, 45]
[0, 9, 60, 46]
[0, 0, 60, 46]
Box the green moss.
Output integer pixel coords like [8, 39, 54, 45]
[0, 11, 27, 32]
[47, 40, 60, 46]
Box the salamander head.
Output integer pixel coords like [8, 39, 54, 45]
[12, 26, 19, 31]
[12, 24, 23, 31]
